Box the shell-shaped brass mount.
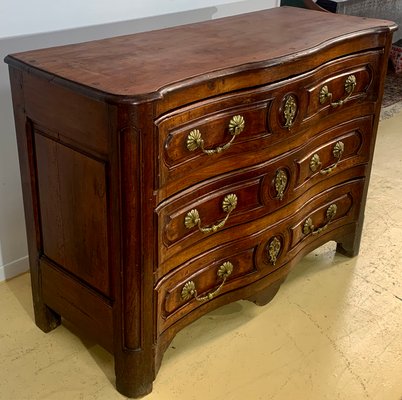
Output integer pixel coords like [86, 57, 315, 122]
[181, 261, 234, 302]
[222, 193, 238, 213]
[333, 141, 345, 159]
[186, 130, 203, 152]
[184, 209, 200, 229]
[309, 153, 321, 173]
[181, 281, 196, 301]
[228, 115, 245, 135]
[186, 115, 245, 155]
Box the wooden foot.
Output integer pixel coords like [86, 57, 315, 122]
[245, 277, 285, 306]
[33, 302, 61, 333]
[336, 229, 361, 258]
[30, 264, 61, 333]
[116, 377, 152, 399]
[114, 349, 154, 398]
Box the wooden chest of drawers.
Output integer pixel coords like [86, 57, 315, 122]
[5, 7, 396, 397]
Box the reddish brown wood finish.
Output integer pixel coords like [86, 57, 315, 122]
[156, 179, 364, 334]
[5, 8, 392, 99]
[35, 132, 110, 295]
[5, 7, 396, 398]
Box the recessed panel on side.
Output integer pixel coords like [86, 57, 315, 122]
[34, 130, 110, 296]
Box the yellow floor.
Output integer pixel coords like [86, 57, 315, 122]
[1, 110, 402, 400]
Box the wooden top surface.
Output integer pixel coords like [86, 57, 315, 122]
[5, 7, 396, 98]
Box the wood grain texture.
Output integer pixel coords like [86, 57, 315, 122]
[4, 7, 396, 398]
[8, 68, 61, 333]
[41, 258, 113, 352]
[5, 7, 396, 99]
[35, 132, 110, 296]
[156, 179, 364, 334]
[22, 73, 110, 156]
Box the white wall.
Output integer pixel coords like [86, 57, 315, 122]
[0, 0, 280, 281]
[1, 0, 281, 38]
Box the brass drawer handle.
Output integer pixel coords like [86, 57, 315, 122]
[181, 261, 234, 302]
[303, 204, 337, 236]
[310, 141, 345, 175]
[319, 75, 356, 108]
[186, 115, 245, 155]
[184, 193, 237, 234]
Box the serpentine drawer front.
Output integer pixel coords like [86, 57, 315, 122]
[156, 179, 363, 334]
[156, 50, 381, 198]
[5, 6, 396, 398]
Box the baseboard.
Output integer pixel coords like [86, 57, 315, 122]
[0, 256, 29, 281]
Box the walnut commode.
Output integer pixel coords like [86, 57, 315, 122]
[5, 7, 396, 397]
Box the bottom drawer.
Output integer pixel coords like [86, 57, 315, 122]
[155, 178, 364, 334]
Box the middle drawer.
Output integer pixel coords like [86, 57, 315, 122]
[156, 116, 372, 269]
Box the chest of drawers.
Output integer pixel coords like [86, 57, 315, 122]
[5, 7, 396, 397]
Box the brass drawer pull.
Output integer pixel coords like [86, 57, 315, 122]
[186, 115, 245, 155]
[181, 261, 234, 302]
[319, 75, 356, 108]
[303, 204, 337, 236]
[184, 193, 237, 233]
[310, 141, 345, 175]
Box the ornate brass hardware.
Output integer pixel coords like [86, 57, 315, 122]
[309, 153, 321, 172]
[319, 75, 357, 108]
[181, 261, 234, 302]
[184, 193, 238, 233]
[283, 95, 297, 129]
[274, 169, 288, 201]
[267, 236, 281, 266]
[309, 141, 345, 175]
[303, 204, 337, 236]
[186, 115, 245, 155]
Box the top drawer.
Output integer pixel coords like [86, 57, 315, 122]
[155, 50, 381, 198]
